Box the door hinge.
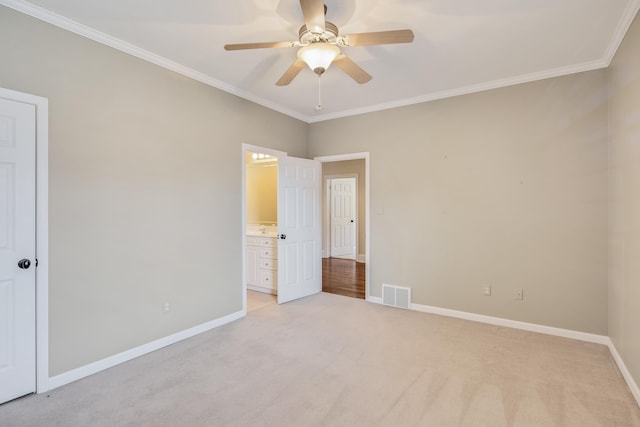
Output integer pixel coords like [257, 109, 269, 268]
[35, 258, 38, 267]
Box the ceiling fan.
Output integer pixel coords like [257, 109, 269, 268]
[224, 0, 415, 87]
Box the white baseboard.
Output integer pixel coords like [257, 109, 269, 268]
[367, 297, 608, 345]
[367, 296, 382, 304]
[607, 339, 640, 407]
[410, 302, 609, 345]
[322, 252, 364, 261]
[247, 284, 276, 295]
[46, 309, 245, 391]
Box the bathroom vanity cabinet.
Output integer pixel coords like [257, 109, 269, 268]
[247, 235, 277, 294]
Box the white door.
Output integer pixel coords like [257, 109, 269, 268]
[0, 98, 37, 404]
[330, 178, 357, 260]
[277, 156, 321, 304]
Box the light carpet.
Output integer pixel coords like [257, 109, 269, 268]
[1, 292, 639, 426]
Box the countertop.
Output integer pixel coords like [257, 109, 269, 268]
[247, 232, 278, 238]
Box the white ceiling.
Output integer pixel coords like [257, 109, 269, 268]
[4, 0, 639, 122]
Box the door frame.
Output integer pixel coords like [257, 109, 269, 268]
[315, 153, 371, 301]
[324, 174, 358, 260]
[241, 143, 286, 313]
[0, 87, 49, 393]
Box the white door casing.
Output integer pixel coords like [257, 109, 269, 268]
[277, 156, 322, 304]
[0, 98, 36, 404]
[329, 178, 356, 260]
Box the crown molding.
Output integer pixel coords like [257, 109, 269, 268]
[2, 0, 638, 124]
[603, 0, 640, 65]
[307, 58, 608, 123]
[0, 0, 310, 122]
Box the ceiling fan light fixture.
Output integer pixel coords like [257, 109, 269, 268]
[297, 43, 340, 75]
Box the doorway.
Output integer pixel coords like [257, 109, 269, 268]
[315, 153, 370, 301]
[0, 88, 49, 402]
[244, 148, 279, 312]
[241, 144, 322, 312]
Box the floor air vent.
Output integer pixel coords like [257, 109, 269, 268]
[382, 284, 411, 309]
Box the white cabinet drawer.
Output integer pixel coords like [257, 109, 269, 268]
[259, 248, 276, 258]
[247, 236, 258, 245]
[260, 258, 276, 270]
[258, 237, 275, 247]
[260, 269, 277, 289]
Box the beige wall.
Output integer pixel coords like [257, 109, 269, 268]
[608, 12, 640, 391]
[246, 154, 278, 225]
[0, 6, 306, 375]
[322, 160, 366, 258]
[309, 71, 609, 335]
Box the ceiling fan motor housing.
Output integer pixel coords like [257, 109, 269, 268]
[298, 21, 339, 45]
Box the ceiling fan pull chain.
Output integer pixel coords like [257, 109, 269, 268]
[314, 75, 323, 111]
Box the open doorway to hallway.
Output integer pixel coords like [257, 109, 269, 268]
[322, 258, 365, 299]
[317, 155, 369, 300]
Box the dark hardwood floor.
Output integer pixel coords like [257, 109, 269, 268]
[322, 257, 365, 299]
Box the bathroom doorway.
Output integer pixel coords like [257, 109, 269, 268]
[244, 149, 279, 310]
[241, 144, 323, 312]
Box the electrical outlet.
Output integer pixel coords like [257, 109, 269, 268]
[483, 286, 491, 296]
[163, 302, 170, 313]
[515, 289, 524, 300]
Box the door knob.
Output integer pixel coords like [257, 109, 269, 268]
[350, 219, 354, 223]
[279, 234, 287, 240]
[18, 259, 31, 269]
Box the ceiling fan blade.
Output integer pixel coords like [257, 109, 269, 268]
[276, 59, 307, 86]
[299, 0, 326, 34]
[224, 41, 297, 51]
[333, 54, 372, 84]
[340, 29, 415, 46]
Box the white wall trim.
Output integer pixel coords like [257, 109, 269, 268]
[603, 0, 640, 65]
[607, 339, 640, 407]
[47, 309, 244, 391]
[0, 0, 308, 123]
[315, 153, 370, 300]
[357, 254, 366, 263]
[367, 296, 382, 304]
[0, 87, 50, 394]
[247, 284, 277, 296]
[307, 59, 609, 123]
[367, 297, 609, 345]
[410, 302, 610, 345]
